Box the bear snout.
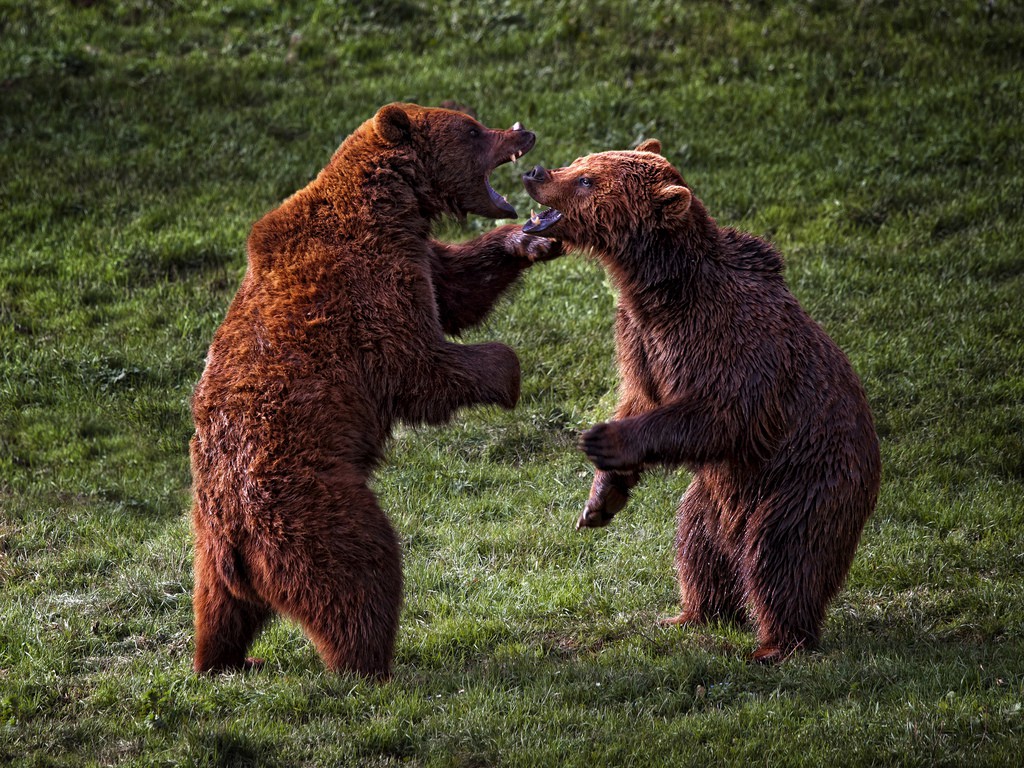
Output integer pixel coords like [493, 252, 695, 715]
[522, 165, 551, 183]
[495, 128, 535, 167]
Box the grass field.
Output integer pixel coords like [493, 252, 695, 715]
[2, 0, 1023, 765]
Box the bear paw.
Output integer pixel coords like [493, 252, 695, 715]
[750, 645, 787, 665]
[658, 611, 705, 627]
[506, 228, 563, 263]
[579, 421, 639, 471]
[577, 484, 629, 530]
[750, 642, 806, 664]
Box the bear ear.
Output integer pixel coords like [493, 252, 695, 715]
[655, 184, 692, 218]
[374, 103, 412, 145]
[636, 138, 662, 155]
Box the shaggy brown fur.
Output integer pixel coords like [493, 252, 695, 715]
[190, 103, 560, 677]
[522, 140, 880, 662]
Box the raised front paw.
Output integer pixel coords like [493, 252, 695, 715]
[576, 471, 633, 529]
[578, 421, 639, 472]
[505, 228, 563, 263]
[577, 486, 628, 529]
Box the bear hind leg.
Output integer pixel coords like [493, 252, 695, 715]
[743, 493, 849, 663]
[264, 484, 403, 679]
[747, 589, 825, 665]
[664, 478, 744, 627]
[193, 544, 272, 673]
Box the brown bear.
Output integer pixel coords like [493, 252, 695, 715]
[522, 141, 880, 662]
[190, 103, 560, 677]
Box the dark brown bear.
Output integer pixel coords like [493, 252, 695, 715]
[522, 140, 880, 662]
[190, 103, 560, 678]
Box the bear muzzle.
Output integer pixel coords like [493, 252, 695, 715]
[494, 125, 535, 166]
[477, 124, 536, 218]
[520, 165, 564, 234]
[522, 164, 552, 184]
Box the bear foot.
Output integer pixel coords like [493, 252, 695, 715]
[658, 610, 706, 627]
[196, 656, 265, 675]
[750, 644, 803, 665]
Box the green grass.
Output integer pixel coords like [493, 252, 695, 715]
[2, 0, 1023, 765]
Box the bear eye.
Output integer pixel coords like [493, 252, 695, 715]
[579, 177, 593, 188]
[468, 127, 481, 139]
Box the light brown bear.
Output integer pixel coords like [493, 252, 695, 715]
[190, 103, 560, 678]
[522, 141, 880, 662]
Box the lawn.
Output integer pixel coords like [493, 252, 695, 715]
[1, 1, 1022, 765]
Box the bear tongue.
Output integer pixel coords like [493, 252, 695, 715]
[486, 177, 517, 217]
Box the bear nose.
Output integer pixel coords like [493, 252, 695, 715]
[523, 165, 550, 183]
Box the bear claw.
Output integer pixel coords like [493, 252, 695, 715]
[576, 505, 609, 530]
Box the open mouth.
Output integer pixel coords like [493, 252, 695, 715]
[522, 207, 563, 234]
[485, 176, 518, 217]
[485, 141, 530, 217]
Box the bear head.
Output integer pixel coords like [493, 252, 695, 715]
[520, 139, 696, 257]
[372, 102, 535, 219]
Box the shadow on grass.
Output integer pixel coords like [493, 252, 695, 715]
[186, 728, 275, 768]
